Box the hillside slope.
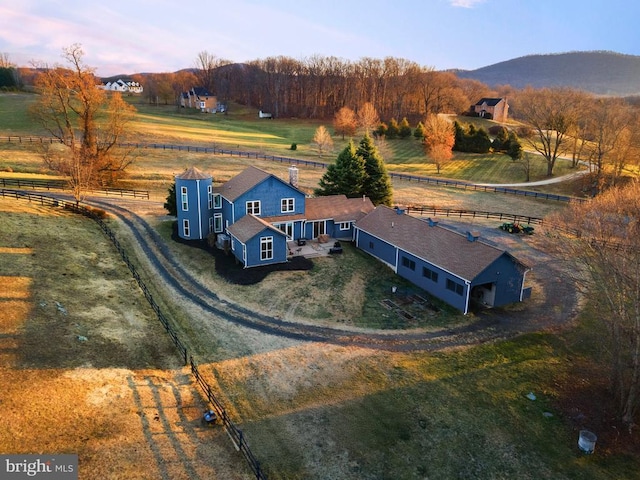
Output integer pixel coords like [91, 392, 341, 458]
[455, 51, 640, 96]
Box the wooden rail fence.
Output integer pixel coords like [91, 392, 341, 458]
[0, 188, 266, 480]
[1, 135, 587, 204]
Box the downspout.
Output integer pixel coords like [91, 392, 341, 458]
[394, 248, 399, 273]
[520, 268, 531, 301]
[196, 179, 203, 239]
[464, 280, 471, 315]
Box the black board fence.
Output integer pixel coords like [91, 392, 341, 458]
[0, 177, 150, 199]
[1, 135, 586, 203]
[0, 188, 266, 480]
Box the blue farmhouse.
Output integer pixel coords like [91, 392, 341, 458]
[175, 165, 531, 313]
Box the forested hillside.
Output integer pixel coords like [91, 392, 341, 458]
[455, 51, 640, 96]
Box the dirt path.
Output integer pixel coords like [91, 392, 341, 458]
[85, 196, 582, 354]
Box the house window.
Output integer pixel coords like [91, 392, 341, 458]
[213, 193, 222, 209]
[260, 236, 273, 261]
[281, 198, 295, 213]
[401, 256, 416, 271]
[182, 219, 190, 237]
[246, 200, 261, 216]
[208, 216, 213, 234]
[180, 186, 188, 211]
[423, 266, 439, 283]
[208, 185, 213, 209]
[369, 241, 374, 249]
[446, 279, 464, 296]
[213, 213, 223, 233]
[338, 222, 351, 231]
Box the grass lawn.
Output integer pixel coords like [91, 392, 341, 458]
[1, 93, 584, 191]
[1, 92, 638, 479]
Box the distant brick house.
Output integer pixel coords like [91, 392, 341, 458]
[472, 98, 509, 122]
[180, 87, 219, 113]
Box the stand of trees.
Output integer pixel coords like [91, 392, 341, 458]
[178, 55, 494, 120]
[316, 134, 392, 205]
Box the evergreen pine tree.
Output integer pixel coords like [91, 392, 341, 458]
[164, 181, 177, 216]
[357, 133, 393, 206]
[386, 118, 400, 139]
[491, 126, 509, 152]
[315, 140, 366, 198]
[453, 121, 467, 151]
[375, 122, 388, 138]
[507, 132, 524, 161]
[414, 121, 425, 140]
[471, 127, 492, 153]
[399, 117, 412, 138]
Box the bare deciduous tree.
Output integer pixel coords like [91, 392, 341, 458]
[0, 52, 14, 68]
[545, 181, 640, 428]
[333, 106, 357, 139]
[422, 114, 454, 174]
[511, 87, 581, 177]
[312, 125, 333, 156]
[29, 44, 136, 202]
[357, 102, 379, 134]
[194, 51, 231, 94]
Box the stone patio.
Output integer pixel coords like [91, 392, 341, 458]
[287, 237, 343, 259]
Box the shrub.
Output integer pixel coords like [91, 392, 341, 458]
[290, 142, 297, 150]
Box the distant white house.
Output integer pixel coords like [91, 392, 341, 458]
[99, 79, 143, 94]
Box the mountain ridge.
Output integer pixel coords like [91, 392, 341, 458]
[453, 51, 640, 96]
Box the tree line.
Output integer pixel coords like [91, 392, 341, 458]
[139, 52, 498, 120]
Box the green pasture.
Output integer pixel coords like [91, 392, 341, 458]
[0, 93, 582, 187]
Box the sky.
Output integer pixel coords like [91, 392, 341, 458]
[1, 0, 639, 77]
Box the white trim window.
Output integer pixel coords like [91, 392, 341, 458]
[213, 213, 223, 233]
[338, 221, 351, 231]
[260, 236, 273, 261]
[183, 219, 190, 237]
[207, 185, 213, 209]
[181, 186, 188, 211]
[281, 198, 295, 213]
[246, 200, 261, 216]
[213, 193, 222, 209]
[208, 216, 214, 234]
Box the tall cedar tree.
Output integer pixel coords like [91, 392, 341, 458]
[357, 134, 393, 206]
[315, 141, 366, 198]
[164, 182, 177, 216]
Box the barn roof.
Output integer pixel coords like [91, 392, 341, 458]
[355, 206, 521, 281]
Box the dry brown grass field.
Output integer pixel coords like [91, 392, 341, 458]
[0, 199, 255, 479]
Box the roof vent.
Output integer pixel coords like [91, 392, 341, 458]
[466, 231, 480, 242]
